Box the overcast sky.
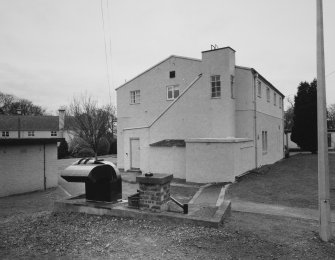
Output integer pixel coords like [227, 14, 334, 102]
[0, 0, 334, 114]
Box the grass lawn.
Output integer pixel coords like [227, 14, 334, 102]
[226, 153, 335, 209]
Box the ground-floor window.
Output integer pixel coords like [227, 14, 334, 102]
[2, 131, 9, 137]
[262, 131, 268, 153]
[28, 131, 35, 137]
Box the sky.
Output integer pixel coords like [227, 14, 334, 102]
[0, 0, 334, 114]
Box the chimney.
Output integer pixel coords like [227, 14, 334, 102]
[58, 108, 65, 138]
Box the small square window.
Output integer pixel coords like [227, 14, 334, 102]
[51, 131, 57, 136]
[2, 131, 9, 137]
[28, 131, 35, 137]
[130, 90, 140, 104]
[169, 71, 175, 78]
[167, 85, 179, 100]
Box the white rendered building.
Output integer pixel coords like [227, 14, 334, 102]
[116, 47, 285, 183]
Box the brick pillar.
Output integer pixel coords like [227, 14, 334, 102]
[136, 174, 173, 212]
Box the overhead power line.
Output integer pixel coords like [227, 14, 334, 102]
[100, 0, 112, 105]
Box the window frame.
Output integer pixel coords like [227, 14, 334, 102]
[169, 71, 175, 78]
[51, 131, 57, 136]
[2, 131, 9, 137]
[230, 75, 235, 99]
[130, 90, 141, 104]
[28, 131, 35, 137]
[257, 80, 262, 97]
[266, 87, 270, 102]
[211, 75, 221, 98]
[274, 92, 277, 106]
[166, 85, 180, 100]
[262, 130, 268, 154]
[279, 96, 282, 109]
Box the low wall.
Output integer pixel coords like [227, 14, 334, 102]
[149, 146, 186, 179]
[185, 138, 254, 183]
[0, 143, 58, 197]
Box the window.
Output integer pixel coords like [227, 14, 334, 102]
[274, 92, 277, 106]
[2, 131, 9, 137]
[262, 131, 268, 153]
[211, 75, 221, 98]
[51, 131, 57, 136]
[28, 131, 35, 137]
[130, 90, 140, 104]
[279, 97, 282, 109]
[257, 80, 262, 97]
[266, 87, 270, 102]
[230, 75, 235, 99]
[169, 71, 175, 78]
[167, 85, 179, 100]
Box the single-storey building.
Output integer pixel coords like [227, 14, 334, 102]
[116, 46, 285, 183]
[0, 111, 65, 197]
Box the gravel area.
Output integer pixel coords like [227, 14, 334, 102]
[1, 188, 335, 259]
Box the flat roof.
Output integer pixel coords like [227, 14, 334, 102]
[150, 139, 186, 147]
[0, 138, 64, 145]
[202, 46, 236, 53]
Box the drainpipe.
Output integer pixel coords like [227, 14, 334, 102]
[43, 144, 46, 190]
[253, 71, 258, 168]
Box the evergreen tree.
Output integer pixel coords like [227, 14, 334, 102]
[291, 79, 317, 153]
[58, 139, 69, 159]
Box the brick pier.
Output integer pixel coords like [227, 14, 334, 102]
[136, 173, 173, 212]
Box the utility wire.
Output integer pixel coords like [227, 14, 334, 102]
[106, 0, 113, 106]
[100, 0, 112, 105]
[326, 70, 335, 78]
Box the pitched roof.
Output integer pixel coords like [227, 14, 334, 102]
[0, 115, 59, 131]
[115, 55, 201, 91]
[235, 65, 285, 98]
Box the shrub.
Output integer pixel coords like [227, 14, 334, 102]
[58, 139, 69, 159]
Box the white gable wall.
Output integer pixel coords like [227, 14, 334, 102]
[117, 57, 201, 169]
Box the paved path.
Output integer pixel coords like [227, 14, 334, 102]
[231, 199, 335, 222]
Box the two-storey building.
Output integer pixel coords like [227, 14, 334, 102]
[116, 47, 285, 183]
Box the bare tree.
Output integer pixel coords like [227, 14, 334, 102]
[328, 103, 335, 129]
[284, 97, 294, 130]
[69, 94, 115, 160]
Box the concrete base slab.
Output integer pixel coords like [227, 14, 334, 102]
[54, 196, 231, 228]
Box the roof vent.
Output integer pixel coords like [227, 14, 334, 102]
[211, 44, 219, 50]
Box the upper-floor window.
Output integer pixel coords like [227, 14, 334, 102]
[266, 87, 270, 102]
[51, 131, 57, 136]
[2, 131, 9, 137]
[169, 71, 175, 78]
[130, 90, 140, 104]
[230, 75, 235, 99]
[257, 80, 262, 97]
[279, 96, 282, 109]
[211, 75, 221, 98]
[28, 131, 35, 137]
[274, 92, 277, 106]
[167, 85, 179, 100]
